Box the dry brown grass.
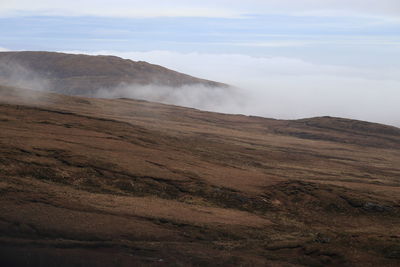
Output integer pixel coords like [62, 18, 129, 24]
[0, 51, 227, 96]
[0, 85, 399, 266]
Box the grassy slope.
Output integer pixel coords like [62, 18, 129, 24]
[0, 85, 399, 266]
[0, 51, 228, 96]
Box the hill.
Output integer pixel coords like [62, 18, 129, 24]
[0, 51, 228, 96]
[0, 85, 399, 266]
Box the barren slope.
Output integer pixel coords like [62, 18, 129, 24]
[0, 51, 227, 96]
[0, 85, 399, 266]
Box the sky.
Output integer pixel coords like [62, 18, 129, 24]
[0, 0, 399, 126]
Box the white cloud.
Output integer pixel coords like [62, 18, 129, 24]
[228, 0, 400, 18]
[1, 0, 400, 19]
[228, 41, 312, 48]
[65, 50, 400, 127]
[0, 1, 242, 18]
[0, 47, 10, 52]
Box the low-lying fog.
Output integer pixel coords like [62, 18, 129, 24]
[1, 51, 400, 128]
[92, 51, 400, 128]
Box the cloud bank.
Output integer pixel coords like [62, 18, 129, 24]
[96, 83, 244, 113]
[65, 50, 400, 127]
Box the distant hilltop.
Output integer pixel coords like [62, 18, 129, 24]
[0, 51, 228, 96]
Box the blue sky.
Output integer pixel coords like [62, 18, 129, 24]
[1, 13, 399, 66]
[1, 0, 400, 125]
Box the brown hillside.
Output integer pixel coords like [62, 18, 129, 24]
[0, 85, 399, 266]
[0, 51, 228, 96]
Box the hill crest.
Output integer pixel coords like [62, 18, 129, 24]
[0, 51, 228, 96]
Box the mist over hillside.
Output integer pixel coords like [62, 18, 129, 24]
[0, 51, 248, 113]
[1, 51, 399, 128]
[2, 1, 400, 266]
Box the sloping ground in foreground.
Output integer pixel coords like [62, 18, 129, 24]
[0, 85, 399, 266]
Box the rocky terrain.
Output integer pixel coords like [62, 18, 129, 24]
[0, 83, 399, 266]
